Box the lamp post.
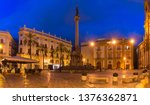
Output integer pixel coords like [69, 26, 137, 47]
[90, 41, 95, 67]
[82, 58, 86, 65]
[130, 39, 135, 70]
[112, 39, 116, 70]
[123, 57, 126, 70]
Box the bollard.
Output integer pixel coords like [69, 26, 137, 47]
[81, 76, 87, 81]
[112, 73, 118, 85]
[81, 72, 87, 81]
[112, 77, 118, 85]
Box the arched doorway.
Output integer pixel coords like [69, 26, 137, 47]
[108, 64, 112, 69]
[96, 61, 101, 70]
[126, 64, 130, 70]
[116, 61, 121, 69]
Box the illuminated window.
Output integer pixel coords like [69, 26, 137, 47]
[28, 49, 31, 54]
[51, 45, 53, 50]
[0, 49, 3, 54]
[20, 48, 22, 53]
[56, 53, 59, 58]
[36, 50, 39, 55]
[117, 46, 121, 50]
[126, 46, 130, 50]
[20, 40, 23, 45]
[0, 39, 3, 43]
[108, 46, 112, 50]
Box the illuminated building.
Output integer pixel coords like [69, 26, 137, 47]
[18, 26, 72, 70]
[81, 38, 134, 70]
[138, 0, 150, 69]
[0, 31, 16, 60]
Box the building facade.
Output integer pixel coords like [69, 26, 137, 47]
[0, 31, 16, 61]
[18, 26, 72, 70]
[81, 38, 134, 70]
[138, 0, 150, 69]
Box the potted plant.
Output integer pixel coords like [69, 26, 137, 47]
[81, 72, 87, 81]
[112, 73, 118, 84]
[133, 72, 138, 82]
[142, 69, 147, 78]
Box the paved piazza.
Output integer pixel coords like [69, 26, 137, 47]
[0, 70, 150, 88]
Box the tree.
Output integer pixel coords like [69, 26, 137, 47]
[56, 43, 70, 72]
[23, 32, 37, 69]
[49, 46, 57, 70]
[38, 44, 48, 70]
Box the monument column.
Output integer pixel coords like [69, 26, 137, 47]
[74, 7, 80, 50]
[70, 6, 83, 67]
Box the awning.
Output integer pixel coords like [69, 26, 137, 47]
[1, 56, 39, 64]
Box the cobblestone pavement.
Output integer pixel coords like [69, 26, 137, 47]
[0, 70, 149, 88]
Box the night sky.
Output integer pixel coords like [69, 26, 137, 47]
[0, 0, 145, 45]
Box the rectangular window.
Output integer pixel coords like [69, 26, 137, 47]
[108, 53, 112, 59]
[116, 53, 121, 58]
[36, 43, 39, 47]
[0, 49, 3, 54]
[45, 44, 47, 48]
[20, 48, 22, 53]
[117, 46, 121, 50]
[56, 53, 59, 58]
[1, 39, 4, 43]
[20, 40, 23, 45]
[51, 45, 53, 50]
[28, 49, 31, 54]
[36, 50, 39, 55]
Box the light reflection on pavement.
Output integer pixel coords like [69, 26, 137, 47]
[0, 70, 149, 88]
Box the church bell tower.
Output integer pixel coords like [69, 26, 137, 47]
[144, 0, 150, 40]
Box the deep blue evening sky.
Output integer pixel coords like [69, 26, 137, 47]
[0, 0, 145, 45]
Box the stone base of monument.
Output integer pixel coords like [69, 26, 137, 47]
[70, 48, 83, 67]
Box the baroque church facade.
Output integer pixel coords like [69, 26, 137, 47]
[138, 0, 150, 69]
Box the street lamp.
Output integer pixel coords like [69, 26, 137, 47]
[89, 41, 95, 66]
[112, 39, 116, 45]
[130, 39, 135, 44]
[123, 57, 126, 70]
[112, 39, 117, 70]
[90, 42, 95, 47]
[130, 38, 135, 70]
[82, 58, 86, 65]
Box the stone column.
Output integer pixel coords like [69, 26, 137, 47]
[74, 16, 80, 50]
